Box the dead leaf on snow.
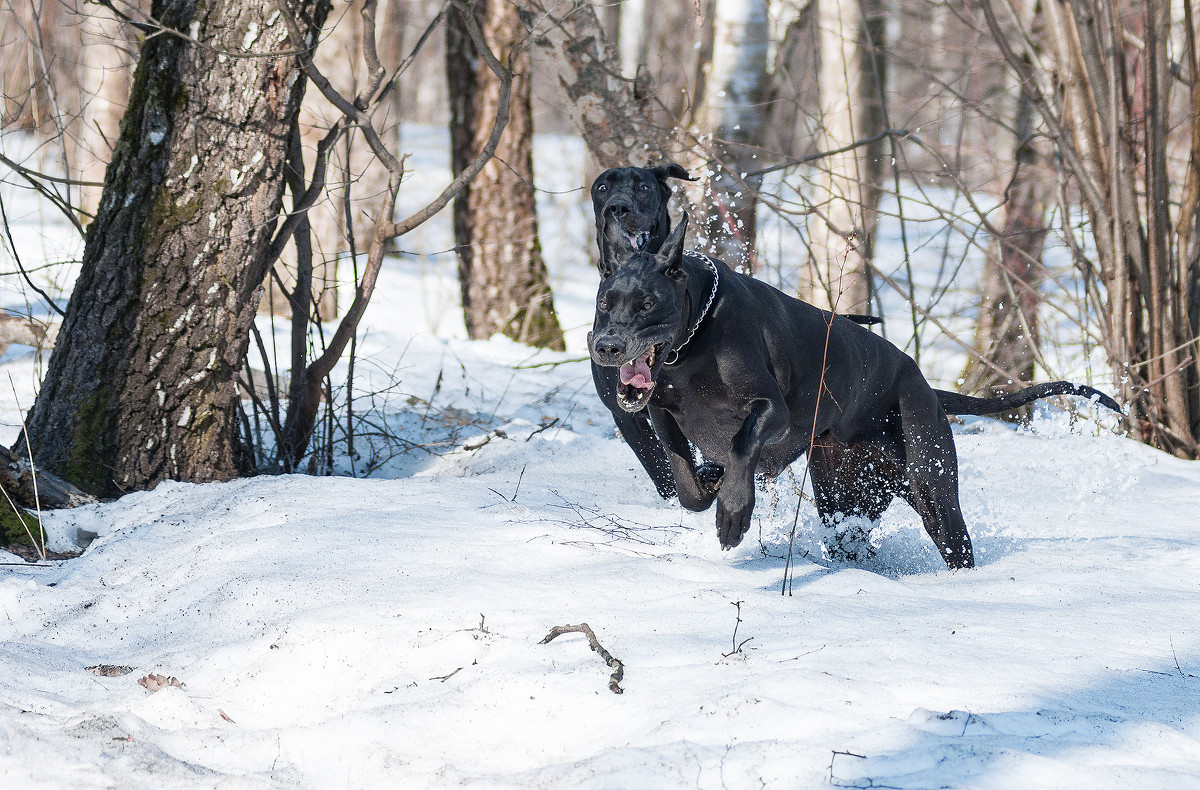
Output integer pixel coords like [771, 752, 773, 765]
[138, 674, 183, 692]
[86, 665, 135, 677]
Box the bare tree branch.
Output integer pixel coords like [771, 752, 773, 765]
[541, 622, 624, 694]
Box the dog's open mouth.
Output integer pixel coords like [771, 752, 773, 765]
[617, 344, 661, 412]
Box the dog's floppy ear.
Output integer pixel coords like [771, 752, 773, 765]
[651, 163, 696, 183]
[656, 212, 688, 276]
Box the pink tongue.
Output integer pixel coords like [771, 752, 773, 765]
[620, 354, 654, 389]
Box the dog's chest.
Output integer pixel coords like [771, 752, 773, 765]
[652, 370, 758, 458]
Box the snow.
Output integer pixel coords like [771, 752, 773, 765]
[1, 130, 1199, 789]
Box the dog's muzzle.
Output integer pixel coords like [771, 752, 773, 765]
[590, 333, 661, 413]
[603, 201, 652, 250]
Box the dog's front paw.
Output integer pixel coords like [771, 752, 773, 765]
[696, 462, 724, 493]
[715, 489, 754, 549]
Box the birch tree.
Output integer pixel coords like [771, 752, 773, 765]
[802, 0, 885, 313]
[692, 0, 771, 268]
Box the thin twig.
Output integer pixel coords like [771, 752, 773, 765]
[722, 600, 754, 658]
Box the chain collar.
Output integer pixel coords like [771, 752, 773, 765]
[663, 252, 719, 366]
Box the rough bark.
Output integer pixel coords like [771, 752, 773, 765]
[447, 0, 564, 350]
[20, 0, 330, 496]
[0, 445, 95, 510]
[802, 0, 885, 313]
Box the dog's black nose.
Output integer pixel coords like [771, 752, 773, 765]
[604, 198, 634, 217]
[591, 335, 626, 365]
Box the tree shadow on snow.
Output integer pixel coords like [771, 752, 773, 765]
[825, 651, 1200, 788]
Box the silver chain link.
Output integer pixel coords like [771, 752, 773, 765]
[663, 252, 719, 366]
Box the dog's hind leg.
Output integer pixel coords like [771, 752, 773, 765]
[808, 439, 899, 562]
[808, 439, 897, 522]
[894, 382, 976, 569]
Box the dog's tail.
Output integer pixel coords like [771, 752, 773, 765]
[935, 382, 1122, 416]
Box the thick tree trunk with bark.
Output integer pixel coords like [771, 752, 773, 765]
[802, 0, 885, 313]
[447, 0, 564, 350]
[20, 0, 330, 496]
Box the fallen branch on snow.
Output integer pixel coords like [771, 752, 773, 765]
[0, 444, 96, 510]
[540, 622, 624, 694]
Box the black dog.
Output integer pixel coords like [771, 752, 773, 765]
[589, 165, 891, 498]
[589, 214, 1120, 569]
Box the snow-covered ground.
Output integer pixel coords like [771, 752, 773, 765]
[1, 130, 1198, 789]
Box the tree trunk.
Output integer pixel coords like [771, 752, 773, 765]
[617, 0, 649, 79]
[447, 0, 564, 350]
[19, 0, 330, 496]
[962, 23, 1050, 400]
[765, 0, 819, 159]
[693, 0, 771, 269]
[1178, 0, 1200, 442]
[802, 0, 885, 313]
[525, 0, 684, 167]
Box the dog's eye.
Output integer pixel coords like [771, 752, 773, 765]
[597, 184, 607, 192]
[598, 298, 610, 311]
[640, 300, 654, 311]
[637, 183, 650, 192]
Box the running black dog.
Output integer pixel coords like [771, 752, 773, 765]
[589, 213, 1120, 569]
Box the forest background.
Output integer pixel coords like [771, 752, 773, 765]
[0, 0, 1198, 509]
